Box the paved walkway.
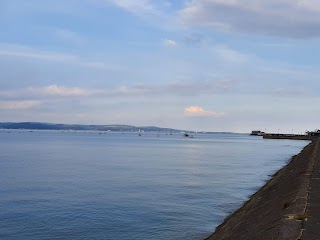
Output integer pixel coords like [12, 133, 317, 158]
[302, 139, 320, 240]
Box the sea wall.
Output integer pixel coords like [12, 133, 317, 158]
[263, 134, 315, 141]
[206, 139, 318, 240]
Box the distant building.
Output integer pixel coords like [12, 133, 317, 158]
[306, 130, 320, 136]
[251, 130, 265, 136]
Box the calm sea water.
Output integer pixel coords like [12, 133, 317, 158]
[0, 130, 308, 240]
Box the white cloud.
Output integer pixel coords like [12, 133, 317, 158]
[163, 39, 177, 47]
[184, 106, 225, 117]
[0, 100, 41, 110]
[34, 85, 94, 97]
[179, 0, 320, 38]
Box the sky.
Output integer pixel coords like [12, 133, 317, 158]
[1, 0, 320, 133]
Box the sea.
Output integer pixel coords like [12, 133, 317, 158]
[0, 130, 309, 240]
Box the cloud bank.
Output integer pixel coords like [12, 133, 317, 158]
[0, 81, 235, 100]
[179, 0, 320, 38]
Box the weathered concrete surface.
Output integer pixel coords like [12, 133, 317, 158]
[206, 139, 319, 240]
[301, 139, 320, 240]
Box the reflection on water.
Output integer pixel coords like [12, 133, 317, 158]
[0, 131, 308, 240]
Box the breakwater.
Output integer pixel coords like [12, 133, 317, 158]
[263, 133, 314, 141]
[206, 138, 319, 240]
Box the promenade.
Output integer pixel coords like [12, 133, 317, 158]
[206, 139, 320, 240]
[302, 139, 320, 239]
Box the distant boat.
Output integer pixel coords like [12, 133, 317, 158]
[183, 133, 194, 138]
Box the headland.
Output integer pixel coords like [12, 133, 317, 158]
[206, 138, 320, 240]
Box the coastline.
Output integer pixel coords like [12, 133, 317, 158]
[206, 139, 319, 240]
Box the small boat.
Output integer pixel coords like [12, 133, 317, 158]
[183, 133, 194, 138]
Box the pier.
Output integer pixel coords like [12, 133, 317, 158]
[262, 133, 315, 141]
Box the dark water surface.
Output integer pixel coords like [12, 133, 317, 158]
[0, 131, 308, 239]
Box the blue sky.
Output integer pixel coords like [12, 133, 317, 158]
[1, 0, 320, 133]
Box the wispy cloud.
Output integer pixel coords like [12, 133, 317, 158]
[94, 0, 175, 29]
[213, 46, 248, 63]
[0, 49, 77, 62]
[0, 81, 236, 100]
[179, 0, 320, 38]
[101, 0, 159, 15]
[0, 44, 114, 70]
[163, 39, 177, 47]
[184, 33, 204, 45]
[184, 106, 225, 117]
[272, 87, 306, 96]
[0, 100, 41, 110]
[0, 85, 101, 98]
[54, 28, 86, 45]
[122, 80, 235, 96]
[33, 85, 95, 97]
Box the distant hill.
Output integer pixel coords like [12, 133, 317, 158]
[0, 122, 184, 132]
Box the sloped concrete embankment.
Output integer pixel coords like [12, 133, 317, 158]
[206, 139, 319, 240]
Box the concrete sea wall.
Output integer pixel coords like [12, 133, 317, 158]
[263, 134, 315, 141]
[206, 139, 319, 240]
